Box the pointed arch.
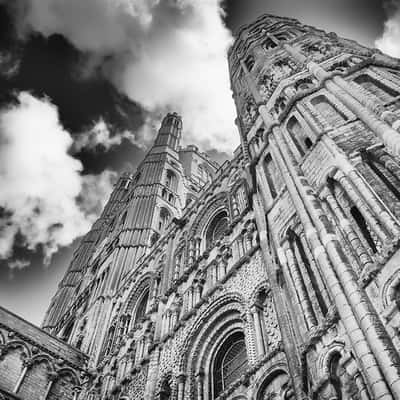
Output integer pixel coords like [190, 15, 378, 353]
[0, 342, 28, 392]
[124, 274, 152, 331]
[18, 356, 53, 400]
[47, 368, 80, 400]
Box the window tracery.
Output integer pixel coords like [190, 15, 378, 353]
[205, 211, 229, 249]
[212, 331, 248, 398]
[159, 207, 171, 231]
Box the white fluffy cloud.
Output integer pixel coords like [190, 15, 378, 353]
[0, 92, 117, 263]
[375, 3, 400, 57]
[73, 118, 145, 152]
[19, 0, 238, 152]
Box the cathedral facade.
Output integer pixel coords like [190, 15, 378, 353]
[2, 13, 400, 400]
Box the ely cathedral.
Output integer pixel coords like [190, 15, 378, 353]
[3, 12, 400, 400]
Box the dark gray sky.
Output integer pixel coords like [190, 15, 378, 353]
[0, 0, 391, 326]
[224, 0, 386, 47]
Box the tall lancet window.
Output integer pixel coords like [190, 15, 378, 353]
[159, 207, 171, 231]
[165, 169, 178, 191]
[350, 206, 378, 254]
[244, 55, 255, 71]
[263, 154, 278, 199]
[286, 116, 311, 156]
[133, 289, 149, 328]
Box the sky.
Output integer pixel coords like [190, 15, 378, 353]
[0, 0, 398, 326]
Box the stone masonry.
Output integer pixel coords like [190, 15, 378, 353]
[2, 12, 400, 400]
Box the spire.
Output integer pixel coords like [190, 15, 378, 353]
[153, 112, 182, 151]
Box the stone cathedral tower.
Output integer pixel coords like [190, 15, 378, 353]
[3, 13, 400, 400]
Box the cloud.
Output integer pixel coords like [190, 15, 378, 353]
[17, 0, 238, 152]
[0, 92, 117, 263]
[0, 51, 21, 78]
[375, 1, 400, 57]
[8, 259, 30, 270]
[72, 118, 145, 152]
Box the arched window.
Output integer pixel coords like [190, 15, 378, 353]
[244, 55, 255, 71]
[133, 171, 141, 185]
[264, 38, 277, 50]
[159, 207, 171, 231]
[354, 74, 397, 104]
[287, 116, 311, 156]
[326, 353, 358, 400]
[0, 347, 25, 392]
[212, 331, 248, 398]
[120, 210, 127, 226]
[60, 319, 75, 343]
[205, 211, 229, 248]
[310, 95, 348, 127]
[159, 378, 172, 400]
[133, 290, 149, 328]
[257, 371, 291, 400]
[19, 359, 52, 400]
[263, 154, 278, 199]
[47, 371, 77, 400]
[360, 149, 400, 203]
[350, 206, 378, 253]
[103, 325, 116, 357]
[165, 169, 178, 191]
[275, 31, 290, 41]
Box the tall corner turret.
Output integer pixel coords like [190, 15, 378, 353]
[153, 112, 183, 151]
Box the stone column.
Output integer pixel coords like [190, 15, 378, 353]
[195, 237, 201, 259]
[332, 74, 400, 126]
[345, 166, 399, 237]
[177, 373, 186, 400]
[283, 42, 400, 156]
[238, 53, 392, 393]
[252, 193, 309, 400]
[333, 169, 389, 243]
[285, 239, 317, 329]
[13, 359, 30, 393]
[298, 230, 331, 308]
[72, 386, 82, 400]
[195, 370, 204, 400]
[321, 187, 375, 272]
[188, 238, 195, 266]
[232, 193, 240, 218]
[268, 126, 400, 399]
[43, 372, 58, 399]
[251, 305, 266, 356]
[315, 63, 400, 157]
[144, 347, 161, 400]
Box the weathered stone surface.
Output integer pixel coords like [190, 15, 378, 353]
[3, 12, 400, 400]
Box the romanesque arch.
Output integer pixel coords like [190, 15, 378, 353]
[179, 293, 248, 399]
[255, 368, 292, 400]
[190, 193, 230, 238]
